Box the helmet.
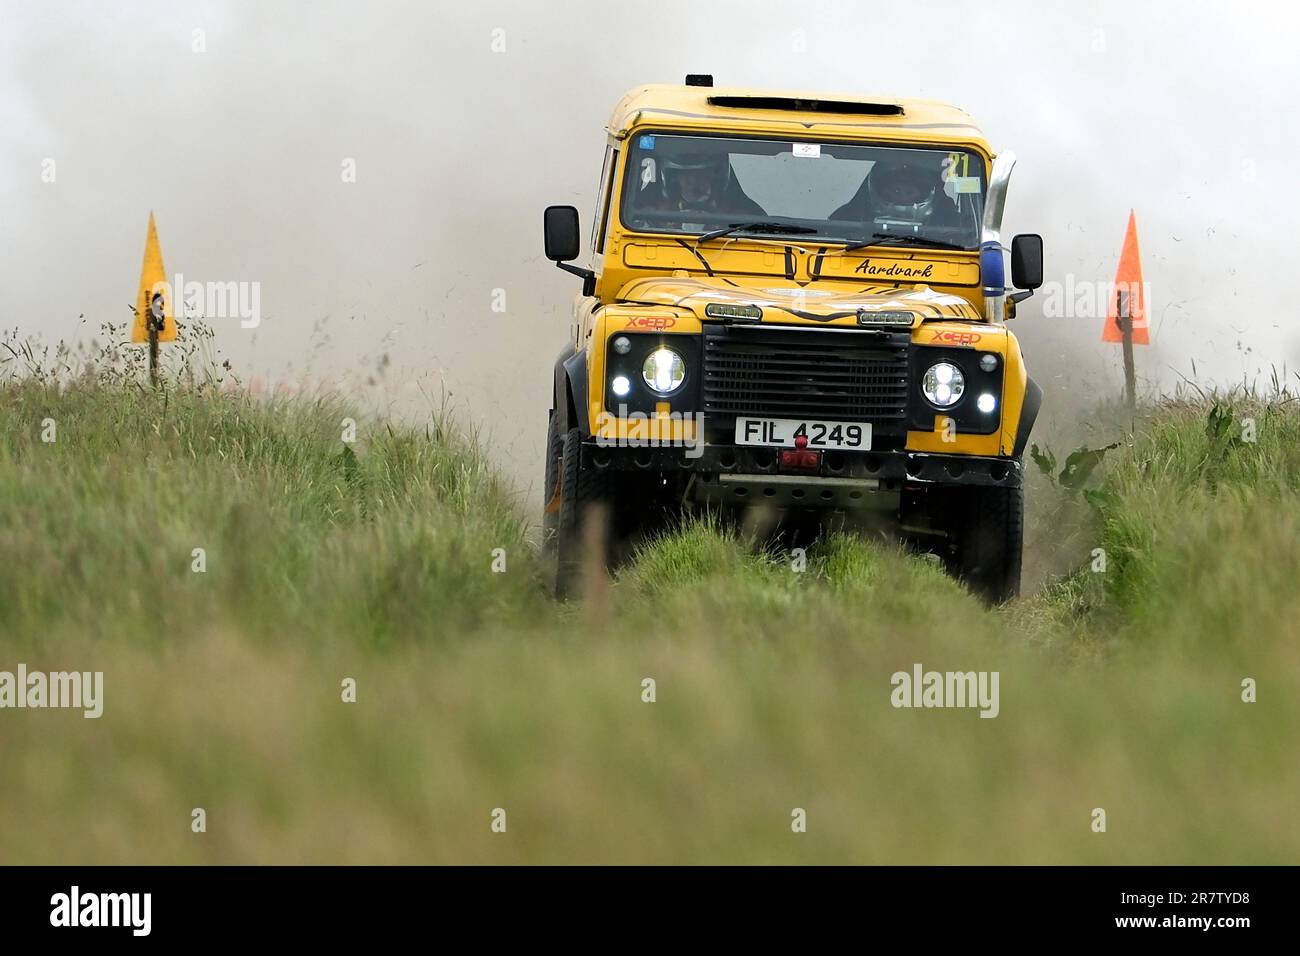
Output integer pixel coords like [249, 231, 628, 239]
[867, 159, 938, 222]
[660, 149, 729, 207]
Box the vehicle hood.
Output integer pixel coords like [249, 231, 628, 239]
[616, 275, 982, 327]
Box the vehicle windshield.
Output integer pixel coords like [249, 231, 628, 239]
[620, 132, 986, 250]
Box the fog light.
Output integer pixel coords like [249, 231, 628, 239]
[977, 392, 997, 413]
[612, 375, 631, 397]
[613, 336, 631, 355]
[979, 353, 999, 373]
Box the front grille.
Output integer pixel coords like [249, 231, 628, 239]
[702, 324, 910, 429]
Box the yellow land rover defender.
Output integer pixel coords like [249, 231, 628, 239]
[542, 76, 1043, 603]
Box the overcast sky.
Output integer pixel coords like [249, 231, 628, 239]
[3, 0, 1297, 495]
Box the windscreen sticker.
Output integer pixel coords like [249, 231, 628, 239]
[640, 157, 657, 187]
[639, 134, 656, 150]
[941, 152, 982, 204]
[792, 142, 821, 159]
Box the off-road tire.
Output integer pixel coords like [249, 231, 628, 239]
[549, 424, 615, 600]
[541, 410, 564, 561]
[949, 484, 1023, 604]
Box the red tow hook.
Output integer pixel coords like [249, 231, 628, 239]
[779, 434, 822, 473]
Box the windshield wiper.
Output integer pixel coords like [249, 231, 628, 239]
[843, 233, 969, 252]
[698, 221, 819, 243]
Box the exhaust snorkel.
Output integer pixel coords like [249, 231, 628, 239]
[980, 151, 1017, 324]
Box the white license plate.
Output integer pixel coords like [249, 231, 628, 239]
[734, 417, 872, 450]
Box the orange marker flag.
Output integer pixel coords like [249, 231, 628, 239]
[1102, 209, 1148, 344]
[131, 211, 177, 343]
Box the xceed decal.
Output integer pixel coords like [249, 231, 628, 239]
[625, 315, 677, 330]
[929, 329, 982, 346]
[854, 259, 935, 279]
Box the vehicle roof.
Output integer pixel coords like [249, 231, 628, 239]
[608, 84, 991, 151]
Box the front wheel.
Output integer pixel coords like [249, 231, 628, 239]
[945, 484, 1023, 604]
[541, 410, 564, 563]
[544, 420, 616, 599]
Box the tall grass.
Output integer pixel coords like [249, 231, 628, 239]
[0, 377, 542, 651]
[1, 360, 1296, 863]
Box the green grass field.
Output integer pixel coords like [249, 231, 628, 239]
[1, 368, 1297, 864]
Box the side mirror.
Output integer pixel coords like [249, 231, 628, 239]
[544, 205, 581, 262]
[1010, 234, 1044, 290]
[543, 205, 595, 295]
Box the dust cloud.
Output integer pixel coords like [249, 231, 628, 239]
[3, 0, 1297, 504]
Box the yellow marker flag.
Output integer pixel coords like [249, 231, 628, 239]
[131, 212, 177, 343]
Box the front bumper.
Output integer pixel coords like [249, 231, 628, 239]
[580, 441, 1021, 489]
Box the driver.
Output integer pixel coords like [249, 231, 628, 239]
[639, 146, 764, 219]
[661, 151, 728, 210]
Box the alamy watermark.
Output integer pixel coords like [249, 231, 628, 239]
[0, 664, 103, 718]
[50, 886, 150, 936]
[890, 662, 999, 718]
[1040, 277, 1152, 320]
[593, 407, 705, 459]
[150, 272, 261, 328]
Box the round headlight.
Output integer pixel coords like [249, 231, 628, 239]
[922, 362, 965, 407]
[642, 347, 686, 395]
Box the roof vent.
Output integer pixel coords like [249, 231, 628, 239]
[685, 74, 714, 88]
[708, 95, 903, 116]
